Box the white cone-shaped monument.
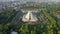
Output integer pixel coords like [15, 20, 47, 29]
[22, 11, 38, 23]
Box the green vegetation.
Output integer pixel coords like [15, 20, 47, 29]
[0, 3, 60, 34]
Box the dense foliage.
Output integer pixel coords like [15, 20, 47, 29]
[0, 3, 60, 34]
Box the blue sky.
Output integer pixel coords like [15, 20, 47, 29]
[0, 0, 60, 2]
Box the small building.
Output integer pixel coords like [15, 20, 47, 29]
[11, 31, 18, 34]
[22, 11, 38, 23]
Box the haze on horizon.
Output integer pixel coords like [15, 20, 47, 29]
[0, 0, 60, 2]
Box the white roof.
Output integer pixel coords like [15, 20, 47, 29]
[11, 31, 18, 34]
[23, 11, 38, 21]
